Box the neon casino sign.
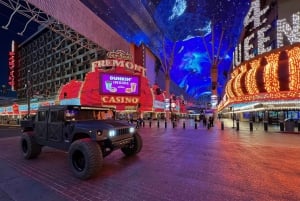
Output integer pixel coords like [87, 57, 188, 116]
[92, 50, 146, 76]
[100, 73, 140, 96]
[234, 0, 300, 66]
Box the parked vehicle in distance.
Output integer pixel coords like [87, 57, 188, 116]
[20, 105, 142, 180]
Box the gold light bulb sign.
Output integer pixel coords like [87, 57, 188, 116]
[264, 52, 280, 93]
[225, 78, 235, 99]
[245, 59, 260, 95]
[233, 64, 248, 97]
[288, 47, 300, 91]
[225, 68, 239, 99]
[219, 44, 300, 112]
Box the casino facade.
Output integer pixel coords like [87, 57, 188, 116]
[218, 0, 300, 123]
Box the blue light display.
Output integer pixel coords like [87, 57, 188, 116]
[150, 0, 251, 100]
[168, 0, 187, 20]
[80, 0, 251, 101]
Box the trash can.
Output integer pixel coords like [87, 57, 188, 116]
[284, 119, 295, 132]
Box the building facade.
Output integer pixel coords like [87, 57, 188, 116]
[219, 0, 300, 124]
[1, 24, 193, 123]
[15, 27, 107, 101]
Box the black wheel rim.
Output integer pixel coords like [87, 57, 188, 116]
[72, 150, 85, 172]
[21, 139, 28, 153]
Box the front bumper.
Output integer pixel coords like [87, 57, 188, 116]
[111, 136, 134, 148]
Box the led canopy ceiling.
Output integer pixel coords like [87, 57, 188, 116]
[80, 0, 251, 101]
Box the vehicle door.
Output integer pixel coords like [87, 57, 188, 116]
[47, 110, 64, 142]
[35, 109, 48, 140]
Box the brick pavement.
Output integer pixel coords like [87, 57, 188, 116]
[0, 120, 300, 201]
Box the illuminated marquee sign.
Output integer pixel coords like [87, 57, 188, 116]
[101, 96, 140, 104]
[8, 51, 15, 90]
[234, 0, 300, 66]
[6, 106, 12, 113]
[106, 50, 132, 61]
[92, 50, 146, 76]
[8, 41, 17, 91]
[19, 103, 39, 111]
[92, 59, 146, 76]
[100, 73, 140, 96]
[224, 44, 300, 109]
[154, 100, 165, 109]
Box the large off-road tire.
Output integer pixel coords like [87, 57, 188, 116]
[68, 138, 103, 180]
[20, 133, 42, 159]
[121, 133, 143, 156]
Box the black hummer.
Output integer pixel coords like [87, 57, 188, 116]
[20, 105, 142, 180]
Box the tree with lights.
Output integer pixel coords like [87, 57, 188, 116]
[151, 0, 249, 107]
[200, 0, 249, 104]
[153, 9, 209, 100]
[157, 38, 177, 99]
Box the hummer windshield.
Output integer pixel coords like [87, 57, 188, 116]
[65, 106, 115, 121]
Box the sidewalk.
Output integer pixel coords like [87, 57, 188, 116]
[1, 121, 300, 201]
[219, 118, 300, 134]
[139, 118, 300, 134]
[0, 159, 67, 201]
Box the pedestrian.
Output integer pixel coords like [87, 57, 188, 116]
[203, 117, 207, 127]
[208, 116, 213, 127]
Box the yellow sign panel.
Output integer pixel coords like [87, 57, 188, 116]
[102, 96, 140, 104]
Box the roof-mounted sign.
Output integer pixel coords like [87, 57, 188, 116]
[106, 50, 132, 61]
[91, 50, 146, 76]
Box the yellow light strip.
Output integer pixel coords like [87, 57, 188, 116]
[264, 53, 280, 92]
[288, 47, 300, 90]
[225, 79, 235, 98]
[245, 59, 260, 94]
[234, 64, 247, 96]
[221, 44, 300, 112]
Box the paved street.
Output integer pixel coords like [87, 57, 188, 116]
[0, 120, 300, 201]
[0, 125, 21, 138]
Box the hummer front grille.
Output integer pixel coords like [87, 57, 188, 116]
[116, 128, 130, 136]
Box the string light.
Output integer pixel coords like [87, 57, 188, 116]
[264, 53, 280, 93]
[277, 12, 300, 48]
[233, 64, 247, 96]
[223, 44, 300, 111]
[245, 59, 260, 94]
[243, 0, 269, 29]
[225, 78, 235, 99]
[233, 44, 242, 67]
[232, 68, 239, 77]
[288, 47, 300, 91]
[239, 0, 270, 64]
[244, 33, 255, 61]
[258, 25, 272, 55]
[234, 1, 300, 69]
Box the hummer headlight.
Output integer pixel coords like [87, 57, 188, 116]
[108, 130, 116, 137]
[129, 127, 135, 134]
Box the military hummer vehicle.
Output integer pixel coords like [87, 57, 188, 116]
[20, 105, 142, 180]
